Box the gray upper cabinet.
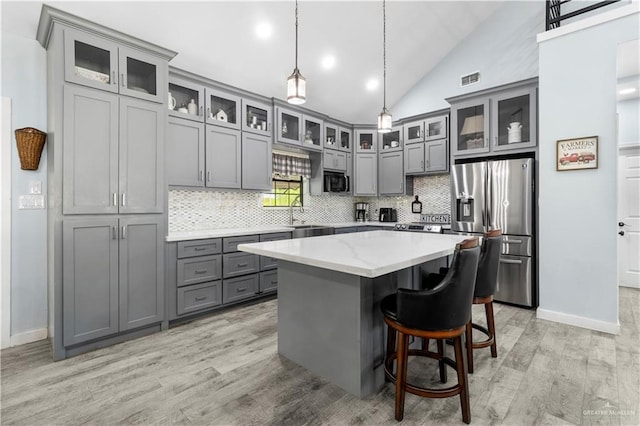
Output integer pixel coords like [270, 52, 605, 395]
[119, 97, 164, 214]
[166, 117, 205, 186]
[205, 87, 241, 130]
[404, 114, 448, 143]
[64, 28, 166, 103]
[118, 216, 164, 331]
[63, 84, 119, 215]
[242, 132, 272, 191]
[339, 127, 352, 152]
[425, 139, 447, 172]
[168, 77, 205, 122]
[63, 218, 119, 346]
[404, 142, 425, 174]
[323, 149, 347, 172]
[490, 86, 537, 152]
[242, 98, 272, 137]
[379, 126, 403, 152]
[355, 128, 377, 153]
[324, 122, 339, 149]
[205, 126, 242, 189]
[276, 107, 302, 145]
[354, 153, 377, 196]
[302, 114, 323, 151]
[378, 150, 405, 195]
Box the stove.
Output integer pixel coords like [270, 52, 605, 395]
[394, 214, 451, 234]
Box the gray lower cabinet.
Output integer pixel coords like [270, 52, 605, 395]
[223, 275, 259, 304]
[63, 215, 164, 346]
[354, 153, 377, 196]
[259, 270, 278, 293]
[223, 252, 259, 278]
[205, 125, 242, 189]
[241, 132, 272, 190]
[334, 227, 358, 234]
[166, 117, 205, 186]
[177, 281, 222, 315]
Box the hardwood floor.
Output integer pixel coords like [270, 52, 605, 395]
[2, 288, 638, 425]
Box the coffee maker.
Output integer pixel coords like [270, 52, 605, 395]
[355, 202, 369, 222]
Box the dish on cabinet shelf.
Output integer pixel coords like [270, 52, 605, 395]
[74, 66, 109, 83]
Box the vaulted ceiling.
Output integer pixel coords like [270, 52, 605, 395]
[1, 1, 505, 123]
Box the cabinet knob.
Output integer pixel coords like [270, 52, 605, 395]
[619, 222, 626, 227]
[619, 231, 625, 236]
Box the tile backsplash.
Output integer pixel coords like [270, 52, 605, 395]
[168, 174, 451, 232]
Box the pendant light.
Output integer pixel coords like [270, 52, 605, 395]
[287, 0, 306, 105]
[377, 0, 392, 133]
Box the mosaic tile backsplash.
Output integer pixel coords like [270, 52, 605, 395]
[168, 174, 451, 232]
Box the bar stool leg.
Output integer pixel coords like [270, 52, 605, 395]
[486, 302, 497, 358]
[436, 339, 447, 383]
[466, 320, 474, 374]
[453, 335, 471, 424]
[395, 332, 409, 421]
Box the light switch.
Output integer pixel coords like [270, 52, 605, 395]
[28, 181, 42, 195]
[18, 195, 45, 209]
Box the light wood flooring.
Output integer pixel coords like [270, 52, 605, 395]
[2, 287, 639, 425]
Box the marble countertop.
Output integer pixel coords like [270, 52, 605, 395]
[238, 231, 468, 278]
[165, 222, 397, 242]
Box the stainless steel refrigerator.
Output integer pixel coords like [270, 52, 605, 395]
[451, 158, 535, 307]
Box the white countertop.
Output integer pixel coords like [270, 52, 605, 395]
[165, 222, 397, 242]
[238, 231, 468, 278]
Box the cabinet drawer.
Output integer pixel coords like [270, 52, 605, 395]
[259, 270, 278, 293]
[177, 238, 222, 258]
[223, 252, 259, 278]
[223, 235, 259, 253]
[223, 275, 259, 304]
[177, 281, 222, 315]
[259, 232, 291, 270]
[259, 232, 292, 242]
[177, 255, 222, 287]
[260, 255, 279, 271]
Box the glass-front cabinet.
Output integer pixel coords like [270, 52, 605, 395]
[451, 99, 490, 156]
[276, 108, 302, 145]
[355, 128, 377, 153]
[403, 114, 447, 144]
[242, 98, 272, 137]
[325, 123, 338, 149]
[491, 87, 537, 151]
[379, 126, 403, 151]
[205, 88, 240, 130]
[64, 28, 166, 103]
[168, 77, 204, 122]
[339, 128, 352, 152]
[302, 115, 323, 151]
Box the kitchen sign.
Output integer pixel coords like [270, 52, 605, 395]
[556, 136, 598, 171]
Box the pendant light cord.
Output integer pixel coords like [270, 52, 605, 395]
[383, 0, 387, 109]
[295, 0, 299, 70]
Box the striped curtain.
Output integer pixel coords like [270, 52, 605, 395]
[272, 153, 311, 178]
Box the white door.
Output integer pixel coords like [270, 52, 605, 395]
[618, 147, 640, 288]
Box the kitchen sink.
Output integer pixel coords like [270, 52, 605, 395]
[290, 225, 335, 239]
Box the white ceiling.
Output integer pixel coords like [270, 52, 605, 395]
[1, 1, 504, 123]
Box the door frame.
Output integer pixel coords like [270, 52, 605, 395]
[1, 97, 12, 349]
[618, 144, 640, 288]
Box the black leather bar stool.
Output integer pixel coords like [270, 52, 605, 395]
[381, 237, 480, 423]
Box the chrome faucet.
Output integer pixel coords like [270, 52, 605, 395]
[289, 195, 304, 226]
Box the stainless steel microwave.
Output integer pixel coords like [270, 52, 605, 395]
[324, 172, 349, 193]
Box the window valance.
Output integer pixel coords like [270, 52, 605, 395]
[272, 152, 311, 178]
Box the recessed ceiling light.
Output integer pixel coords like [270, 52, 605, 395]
[366, 78, 379, 91]
[619, 87, 637, 95]
[255, 22, 273, 39]
[321, 55, 336, 70]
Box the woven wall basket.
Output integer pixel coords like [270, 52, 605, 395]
[15, 127, 47, 170]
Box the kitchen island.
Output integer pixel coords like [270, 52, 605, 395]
[239, 231, 467, 398]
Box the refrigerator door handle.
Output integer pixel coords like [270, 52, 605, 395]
[500, 258, 523, 265]
[485, 165, 491, 231]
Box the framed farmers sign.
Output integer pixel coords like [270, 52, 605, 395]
[556, 136, 598, 171]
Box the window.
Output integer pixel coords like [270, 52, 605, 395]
[262, 176, 303, 207]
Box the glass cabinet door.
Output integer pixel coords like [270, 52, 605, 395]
[403, 120, 424, 144]
[64, 28, 118, 93]
[379, 126, 402, 151]
[276, 108, 302, 145]
[491, 87, 537, 151]
[242, 98, 272, 137]
[205, 88, 241, 130]
[118, 46, 166, 103]
[168, 77, 204, 122]
[325, 124, 338, 149]
[339, 128, 352, 152]
[425, 115, 448, 141]
[452, 100, 490, 155]
[355, 129, 377, 152]
[302, 115, 323, 150]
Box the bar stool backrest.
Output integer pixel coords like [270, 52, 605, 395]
[474, 229, 503, 299]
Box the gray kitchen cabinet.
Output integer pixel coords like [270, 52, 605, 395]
[379, 150, 408, 196]
[323, 149, 347, 172]
[63, 215, 164, 345]
[302, 114, 324, 151]
[378, 125, 403, 152]
[242, 132, 272, 191]
[166, 117, 205, 186]
[205, 87, 241, 130]
[242, 97, 273, 137]
[64, 27, 167, 104]
[205, 125, 242, 189]
[259, 270, 279, 293]
[223, 275, 259, 304]
[168, 76, 205, 122]
[355, 128, 377, 153]
[223, 252, 259, 278]
[354, 153, 377, 196]
[259, 232, 291, 271]
[346, 153, 353, 194]
[177, 238, 222, 258]
[177, 281, 222, 316]
[324, 122, 339, 149]
[404, 143, 425, 174]
[404, 139, 448, 175]
[339, 127, 353, 152]
[404, 114, 448, 143]
[276, 107, 302, 145]
[177, 254, 222, 287]
[62, 85, 163, 214]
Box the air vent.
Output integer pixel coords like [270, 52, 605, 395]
[461, 72, 480, 87]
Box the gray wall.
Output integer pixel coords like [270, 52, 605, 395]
[392, 1, 543, 119]
[538, 9, 639, 328]
[1, 33, 48, 339]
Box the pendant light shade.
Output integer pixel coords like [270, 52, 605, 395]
[377, 0, 392, 133]
[287, 0, 306, 105]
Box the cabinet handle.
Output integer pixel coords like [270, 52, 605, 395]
[236, 287, 247, 292]
[112, 192, 117, 206]
[206, 107, 211, 119]
[195, 296, 207, 301]
[494, 136, 498, 146]
[121, 193, 126, 207]
[426, 160, 430, 169]
[421, 160, 424, 169]
[485, 138, 489, 146]
[270, 280, 277, 285]
[237, 263, 248, 267]
[194, 247, 206, 251]
[194, 269, 208, 274]
[207, 171, 211, 182]
[121, 73, 125, 88]
[121, 226, 126, 239]
[199, 106, 204, 117]
[199, 170, 203, 181]
[111, 71, 116, 85]
[112, 226, 117, 240]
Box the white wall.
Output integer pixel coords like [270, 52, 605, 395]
[618, 98, 640, 146]
[392, 1, 543, 119]
[537, 5, 640, 333]
[1, 32, 48, 344]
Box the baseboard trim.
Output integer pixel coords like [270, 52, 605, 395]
[536, 308, 620, 335]
[10, 328, 48, 347]
[620, 282, 640, 289]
